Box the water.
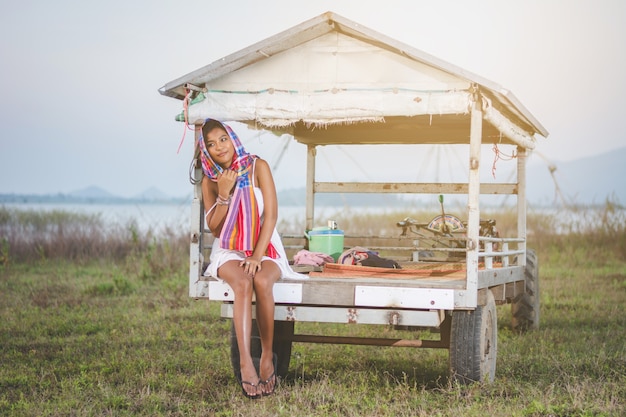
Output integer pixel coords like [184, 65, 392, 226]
[1, 202, 410, 235]
[4, 201, 622, 236]
[2, 202, 191, 234]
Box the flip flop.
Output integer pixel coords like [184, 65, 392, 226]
[240, 380, 261, 400]
[260, 353, 278, 396]
[236, 372, 261, 400]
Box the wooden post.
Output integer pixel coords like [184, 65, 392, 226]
[464, 86, 482, 308]
[517, 146, 527, 266]
[305, 144, 316, 231]
[189, 124, 204, 297]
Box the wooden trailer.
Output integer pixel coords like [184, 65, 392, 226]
[159, 11, 548, 383]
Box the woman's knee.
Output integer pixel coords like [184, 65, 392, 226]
[253, 276, 272, 295]
[219, 265, 253, 295]
[232, 276, 254, 295]
[253, 268, 279, 295]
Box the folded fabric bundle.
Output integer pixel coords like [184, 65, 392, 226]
[310, 263, 462, 279]
[338, 246, 401, 269]
[360, 253, 402, 269]
[293, 249, 335, 266]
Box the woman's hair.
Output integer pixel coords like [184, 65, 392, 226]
[202, 119, 226, 140]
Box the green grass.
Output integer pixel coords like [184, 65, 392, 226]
[1, 206, 625, 416]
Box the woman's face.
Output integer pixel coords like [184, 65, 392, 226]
[204, 127, 235, 169]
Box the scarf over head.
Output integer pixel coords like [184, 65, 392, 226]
[198, 119, 277, 259]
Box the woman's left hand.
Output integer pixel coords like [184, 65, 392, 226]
[240, 258, 261, 276]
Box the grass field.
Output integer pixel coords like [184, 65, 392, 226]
[1, 206, 625, 416]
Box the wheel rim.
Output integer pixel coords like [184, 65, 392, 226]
[480, 302, 497, 382]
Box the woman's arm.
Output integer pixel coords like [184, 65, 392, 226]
[250, 158, 278, 261]
[201, 171, 237, 236]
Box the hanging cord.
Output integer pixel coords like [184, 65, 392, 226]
[189, 146, 202, 185]
[491, 142, 517, 178]
[176, 87, 204, 184]
[176, 88, 201, 154]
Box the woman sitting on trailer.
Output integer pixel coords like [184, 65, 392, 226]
[199, 119, 304, 399]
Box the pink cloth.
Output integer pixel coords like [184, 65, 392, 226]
[338, 246, 373, 265]
[293, 250, 334, 266]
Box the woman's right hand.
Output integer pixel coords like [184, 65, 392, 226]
[216, 169, 237, 198]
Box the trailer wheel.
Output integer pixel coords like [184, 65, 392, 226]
[512, 249, 540, 331]
[229, 319, 293, 380]
[449, 289, 497, 384]
[272, 320, 294, 378]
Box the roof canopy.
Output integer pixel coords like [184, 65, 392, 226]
[159, 12, 547, 148]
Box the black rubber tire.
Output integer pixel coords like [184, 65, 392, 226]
[512, 249, 540, 331]
[272, 320, 294, 378]
[229, 319, 293, 380]
[449, 290, 497, 384]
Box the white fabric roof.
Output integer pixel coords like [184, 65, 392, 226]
[159, 12, 547, 148]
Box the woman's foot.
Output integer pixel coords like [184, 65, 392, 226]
[259, 353, 277, 396]
[239, 379, 261, 399]
[238, 364, 261, 399]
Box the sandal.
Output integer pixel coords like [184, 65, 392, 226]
[236, 372, 261, 400]
[260, 353, 278, 396]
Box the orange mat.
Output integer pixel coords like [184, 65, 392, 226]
[308, 263, 465, 279]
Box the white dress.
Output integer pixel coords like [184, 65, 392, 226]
[203, 187, 307, 281]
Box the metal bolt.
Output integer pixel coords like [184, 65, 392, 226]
[347, 308, 358, 323]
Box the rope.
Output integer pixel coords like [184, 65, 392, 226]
[176, 88, 200, 154]
[491, 143, 517, 179]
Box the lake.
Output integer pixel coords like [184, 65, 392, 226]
[4, 201, 619, 236]
[1, 202, 391, 234]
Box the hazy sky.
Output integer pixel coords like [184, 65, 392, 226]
[1, 0, 624, 198]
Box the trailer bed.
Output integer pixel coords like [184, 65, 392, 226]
[198, 259, 525, 327]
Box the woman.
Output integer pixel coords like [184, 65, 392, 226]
[199, 119, 304, 399]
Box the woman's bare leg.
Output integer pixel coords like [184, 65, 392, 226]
[253, 260, 280, 393]
[218, 261, 259, 397]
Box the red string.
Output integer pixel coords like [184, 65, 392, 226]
[491, 143, 517, 178]
[176, 89, 198, 154]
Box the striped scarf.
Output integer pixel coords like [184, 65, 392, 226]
[198, 120, 277, 259]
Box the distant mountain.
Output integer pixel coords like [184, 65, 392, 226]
[526, 146, 625, 206]
[69, 185, 117, 199]
[0, 186, 188, 204]
[133, 187, 170, 201]
[276, 147, 625, 208]
[2, 148, 623, 207]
